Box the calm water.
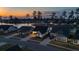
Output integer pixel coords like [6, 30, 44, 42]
[0, 23, 33, 28]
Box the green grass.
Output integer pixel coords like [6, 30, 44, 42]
[0, 44, 14, 51]
[50, 40, 79, 50]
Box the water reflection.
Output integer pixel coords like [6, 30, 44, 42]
[0, 23, 33, 28]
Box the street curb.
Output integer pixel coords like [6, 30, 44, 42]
[49, 43, 78, 51]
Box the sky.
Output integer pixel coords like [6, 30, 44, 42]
[0, 7, 78, 17]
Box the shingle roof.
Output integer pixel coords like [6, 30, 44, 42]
[19, 26, 33, 32]
[33, 26, 48, 34]
[0, 25, 13, 31]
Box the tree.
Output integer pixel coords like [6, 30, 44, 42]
[51, 12, 56, 19]
[60, 11, 67, 23]
[0, 16, 2, 25]
[62, 11, 67, 19]
[68, 10, 75, 23]
[37, 11, 42, 20]
[51, 12, 57, 23]
[8, 15, 13, 23]
[9, 15, 13, 20]
[75, 8, 79, 19]
[69, 10, 74, 18]
[33, 11, 37, 20]
[26, 14, 30, 19]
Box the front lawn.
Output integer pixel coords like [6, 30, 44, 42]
[50, 40, 79, 50]
[0, 44, 14, 51]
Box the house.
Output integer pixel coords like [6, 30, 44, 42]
[7, 26, 18, 32]
[55, 34, 68, 42]
[72, 39, 79, 45]
[18, 26, 33, 35]
[31, 25, 48, 38]
[0, 25, 13, 34]
[71, 30, 79, 45]
[8, 26, 18, 31]
[0, 25, 12, 31]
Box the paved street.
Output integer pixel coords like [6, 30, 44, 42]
[5, 33, 19, 39]
[20, 35, 31, 41]
[0, 42, 7, 47]
[40, 38, 52, 46]
[0, 35, 69, 51]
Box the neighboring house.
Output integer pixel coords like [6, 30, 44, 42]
[0, 25, 12, 31]
[55, 34, 68, 42]
[72, 39, 79, 45]
[0, 25, 12, 34]
[71, 30, 79, 45]
[18, 26, 33, 35]
[7, 26, 18, 32]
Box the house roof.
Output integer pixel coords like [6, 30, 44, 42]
[8, 26, 18, 31]
[51, 25, 72, 37]
[0, 25, 13, 31]
[19, 26, 33, 32]
[33, 26, 48, 34]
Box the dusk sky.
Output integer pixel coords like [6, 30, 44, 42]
[0, 7, 78, 17]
